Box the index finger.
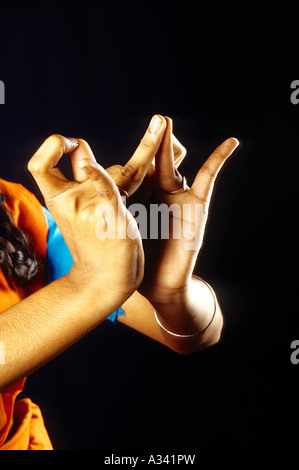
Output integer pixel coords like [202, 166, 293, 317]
[28, 134, 79, 200]
[69, 139, 97, 182]
[116, 115, 166, 193]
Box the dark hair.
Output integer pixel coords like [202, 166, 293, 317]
[0, 199, 41, 287]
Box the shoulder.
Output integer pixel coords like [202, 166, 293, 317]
[0, 178, 41, 210]
[0, 178, 48, 257]
[0, 178, 41, 217]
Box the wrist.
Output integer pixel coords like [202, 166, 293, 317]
[150, 276, 218, 336]
[140, 279, 191, 312]
[65, 266, 134, 312]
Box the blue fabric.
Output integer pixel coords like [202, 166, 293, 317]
[42, 207, 124, 323]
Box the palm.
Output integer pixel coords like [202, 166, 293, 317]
[133, 121, 239, 303]
[136, 183, 207, 303]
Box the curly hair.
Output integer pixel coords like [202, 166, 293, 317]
[0, 198, 41, 287]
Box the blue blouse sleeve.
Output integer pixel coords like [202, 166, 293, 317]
[42, 207, 124, 323]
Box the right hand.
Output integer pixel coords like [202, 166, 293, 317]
[27, 134, 145, 303]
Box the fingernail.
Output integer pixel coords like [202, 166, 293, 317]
[67, 137, 79, 146]
[149, 115, 163, 134]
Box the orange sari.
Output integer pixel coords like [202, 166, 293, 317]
[0, 178, 53, 450]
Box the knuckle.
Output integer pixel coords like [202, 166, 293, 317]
[106, 164, 123, 177]
[46, 134, 72, 154]
[174, 144, 187, 159]
[121, 161, 140, 180]
[27, 156, 44, 175]
[181, 145, 187, 157]
[112, 164, 123, 171]
[201, 165, 216, 179]
[212, 148, 224, 160]
[139, 136, 155, 151]
[46, 134, 64, 147]
[76, 138, 91, 152]
[28, 134, 67, 176]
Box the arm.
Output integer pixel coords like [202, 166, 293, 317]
[108, 116, 239, 354]
[0, 272, 128, 392]
[119, 276, 223, 355]
[42, 211, 222, 355]
[0, 117, 168, 391]
[0, 134, 150, 392]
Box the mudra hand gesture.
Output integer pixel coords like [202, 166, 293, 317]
[106, 115, 239, 347]
[0, 115, 238, 395]
[32, 115, 240, 352]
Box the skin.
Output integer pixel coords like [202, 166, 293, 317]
[0, 115, 239, 392]
[0, 117, 166, 392]
[105, 116, 239, 353]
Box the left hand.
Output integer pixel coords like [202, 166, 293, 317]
[132, 117, 240, 305]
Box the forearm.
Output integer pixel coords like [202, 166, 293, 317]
[0, 271, 127, 392]
[119, 276, 223, 355]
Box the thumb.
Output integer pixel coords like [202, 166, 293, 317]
[69, 139, 97, 182]
[191, 137, 239, 205]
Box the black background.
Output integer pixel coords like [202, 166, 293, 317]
[0, 1, 298, 451]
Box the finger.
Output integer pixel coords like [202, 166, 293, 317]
[78, 158, 123, 206]
[105, 164, 123, 181]
[28, 134, 79, 200]
[79, 159, 131, 240]
[155, 117, 184, 192]
[151, 133, 186, 167]
[70, 139, 97, 182]
[173, 134, 187, 168]
[115, 115, 166, 194]
[191, 137, 239, 204]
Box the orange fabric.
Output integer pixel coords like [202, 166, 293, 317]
[0, 399, 53, 450]
[0, 178, 52, 450]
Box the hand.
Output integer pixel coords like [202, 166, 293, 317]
[104, 115, 167, 197]
[27, 134, 145, 303]
[136, 117, 239, 305]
